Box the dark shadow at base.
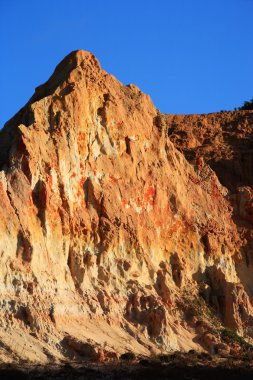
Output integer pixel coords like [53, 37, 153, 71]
[1, 360, 253, 380]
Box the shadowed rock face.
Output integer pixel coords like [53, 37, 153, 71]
[0, 50, 253, 363]
[165, 112, 253, 191]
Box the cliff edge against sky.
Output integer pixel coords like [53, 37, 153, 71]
[0, 50, 253, 363]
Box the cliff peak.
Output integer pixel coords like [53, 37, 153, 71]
[30, 49, 101, 104]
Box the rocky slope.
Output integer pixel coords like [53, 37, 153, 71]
[0, 50, 253, 363]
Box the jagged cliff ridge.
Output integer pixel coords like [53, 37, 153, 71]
[0, 50, 253, 363]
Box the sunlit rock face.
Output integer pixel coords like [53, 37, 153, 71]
[0, 50, 252, 362]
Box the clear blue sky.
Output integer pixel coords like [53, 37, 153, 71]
[1, 0, 253, 127]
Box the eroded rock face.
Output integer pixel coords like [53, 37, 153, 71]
[0, 50, 252, 362]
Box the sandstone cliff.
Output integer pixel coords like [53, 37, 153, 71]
[0, 50, 252, 363]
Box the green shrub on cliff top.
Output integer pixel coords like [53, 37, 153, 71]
[234, 99, 253, 111]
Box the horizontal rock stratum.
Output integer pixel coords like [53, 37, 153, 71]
[0, 50, 253, 362]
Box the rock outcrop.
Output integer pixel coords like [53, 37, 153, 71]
[0, 50, 253, 363]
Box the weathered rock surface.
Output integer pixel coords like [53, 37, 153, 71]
[0, 50, 253, 362]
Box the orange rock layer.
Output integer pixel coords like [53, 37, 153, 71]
[0, 50, 252, 362]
